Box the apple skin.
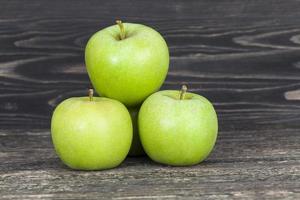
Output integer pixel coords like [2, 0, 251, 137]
[128, 107, 145, 156]
[85, 22, 169, 107]
[51, 97, 132, 170]
[138, 90, 218, 166]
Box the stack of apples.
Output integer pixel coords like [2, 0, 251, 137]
[51, 21, 218, 170]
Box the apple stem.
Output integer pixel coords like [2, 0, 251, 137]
[88, 89, 94, 101]
[180, 85, 187, 100]
[116, 20, 126, 40]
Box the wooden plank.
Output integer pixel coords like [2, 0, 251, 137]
[0, 129, 299, 199]
[0, 0, 299, 199]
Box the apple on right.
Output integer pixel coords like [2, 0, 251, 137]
[138, 85, 218, 166]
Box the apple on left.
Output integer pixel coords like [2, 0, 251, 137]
[51, 89, 133, 170]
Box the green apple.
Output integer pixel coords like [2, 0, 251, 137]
[138, 86, 218, 166]
[128, 106, 145, 156]
[85, 20, 169, 107]
[51, 89, 132, 170]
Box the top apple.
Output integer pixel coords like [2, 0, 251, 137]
[85, 21, 169, 106]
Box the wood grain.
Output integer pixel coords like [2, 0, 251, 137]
[0, 0, 299, 199]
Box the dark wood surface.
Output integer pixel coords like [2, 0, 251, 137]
[0, 0, 300, 199]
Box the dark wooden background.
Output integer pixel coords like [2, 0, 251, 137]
[0, 0, 299, 199]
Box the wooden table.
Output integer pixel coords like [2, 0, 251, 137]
[0, 0, 299, 199]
